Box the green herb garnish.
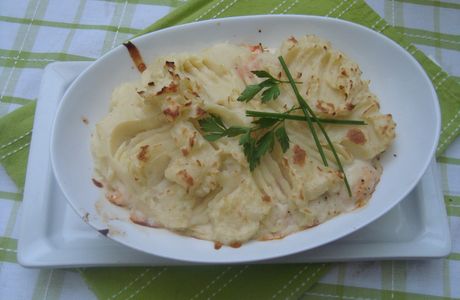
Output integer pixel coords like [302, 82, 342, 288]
[245, 110, 366, 126]
[199, 114, 290, 171]
[198, 114, 248, 141]
[237, 70, 299, 103]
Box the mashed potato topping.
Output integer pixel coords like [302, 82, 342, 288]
[91, 35, 396, 246]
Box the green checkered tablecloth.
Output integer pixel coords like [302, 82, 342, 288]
[1, 0, 459, 299]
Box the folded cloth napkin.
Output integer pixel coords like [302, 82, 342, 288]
[1, 0, 459, 299]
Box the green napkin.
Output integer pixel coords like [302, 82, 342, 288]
[0, 102, 35, 189]
[1, 0, 459, 299]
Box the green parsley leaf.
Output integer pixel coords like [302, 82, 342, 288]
[259, 78, 277, 88]
[239, 130, 252, 145]
[203, 133, 225, 142]
[261, 85, 281, 103]
[252, 117, 278, 129]
[225, 126, 249, 137]
[198, 114, 225, 133]
[255, 131, 275, 162]
[275, 126, 290, 153]
[211, 114, 225, 128]
[237, 84, 264, 102]
[251, 70, 277, 80]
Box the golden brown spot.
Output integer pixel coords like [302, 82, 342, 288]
[296, 72, 302, 79]
[92, 178, 103, 188]
[288, 36, 298, 44]
[262, 195, 271, 203]
[123, 41, 146, 73]
[181, 148, 189, 156]
[136, 90, 145, 96]
[106, 191, 124, 206]
[165, 61, 175, 70]
[341, 69, 347, 76]
[196, 107, 206, 117]
[347, 128, 366, 145]
[355, 199, 366, 208]
[177, 169, 194, 186]
[130, 214, 162, 228]
[163, 106, 180, 120]
[230, 242, 242, 248]
[184, 101, 192, 107]
[293, 144, 306, 166]
[137, 145, 150, 161]
[196, 160, 202, 167]
[346, 102, 356, 111]
[214, 242, 223, 250]
[316, 100, 336, 115]
[323, 45, 328, 50]
[189, 132, 197, 148]
[299, 191, 304, 200]
[249, 43, 263, 53]
[156, 81, 178, 95]
[82, 117, 89, 125]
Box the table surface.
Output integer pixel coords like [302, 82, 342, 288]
[0, 0, 459, 299]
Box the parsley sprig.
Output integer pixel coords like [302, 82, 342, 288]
[198, 114, 248, 142]
[237, 70, 299, 103]
[198, 114, 289, 171]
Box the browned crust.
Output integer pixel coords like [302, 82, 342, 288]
[137, 145, 150, 161]
[262, 195, 271, 203]
[189, 132, 197, 148]
[130, 214, 163, 228]
[163, 105, 180, 120]
[249, 43, 264, 53]
[347, 128, 366, 145]
[345, 102, 355, 111]
[293, 144, 306, 166]
[316, 100, 336, 115]
[123, 41, 146, 73]
[92, 178, 103, 188]
[106, 191, 125, 207]
[165, 61, 175, 71]
[156, 82, 178, 95]
[230, 242, 242, 248]
[196, 107, 206, 117]
[177, 169, 194, 187]
[288, 36, 298, 44]
[181, 148, 189, 156]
